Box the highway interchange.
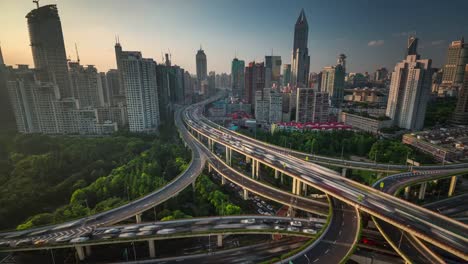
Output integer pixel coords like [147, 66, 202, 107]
[0, 94, 467, 263]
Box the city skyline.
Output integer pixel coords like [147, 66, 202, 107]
[1, 0, 467, 74]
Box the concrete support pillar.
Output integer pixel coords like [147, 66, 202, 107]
[221, 176, 226, 185]
[418, 182, 427, 200]
[246, 156, 251, 163]
[75, 246, 85, 261]
[255, 160, 260, 179]
[136, 213, 142, 224]
[404, 186, 410, 200]
[192, 181, 196, 190]
[302, 181, 307, 196]
[292, 177, 297, 194]
[243, 188, 249, 200]
[341, 168, 347, 177]
[85, 246, 92, 257]
[148, 239, 156, 258]
[228, 148, 232, 166]
[448, 176, 457, 197]
[274, 169, 279, 179]
[288, 207, 296, 217]
[217, 234, 223, 247]
[251, 159, 256, 178]
[208, 163, 212, 173]
[296, 180, 302, 196]
[281, 173, 284, 184]
[225, 146, 231, 165]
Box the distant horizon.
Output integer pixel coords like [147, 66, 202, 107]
[1, 0, 467, 74]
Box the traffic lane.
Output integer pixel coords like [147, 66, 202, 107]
[288, 199, 359, 264]
[205, 156, 328, 215]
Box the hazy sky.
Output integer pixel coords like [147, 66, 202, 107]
[1, 0, 467, 74]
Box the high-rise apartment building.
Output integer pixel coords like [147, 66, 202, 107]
[245, 62, 265, 107]
[231, 58, 245, 99]
[119, 48, 160, 133]
[291, 9, 310, 87]
[321, 64, 345, 107]
[254, 88, 283, 124]
[452, 65, 468, 124]
[441, 39, 468, 86]
[68, 62, 101, 108]
[406, 36, 418, 56]
[296, 88, 329, 123]
[265, 55, 282, 88]
[386, 38, 432, 130]
[26, 4, 71, 98]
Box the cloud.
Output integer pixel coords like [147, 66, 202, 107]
[368, 40, 385, 47]
[430, 40, 446, 46]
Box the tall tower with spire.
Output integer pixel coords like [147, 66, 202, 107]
[291, 9, 310, 87]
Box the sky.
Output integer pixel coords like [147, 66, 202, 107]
[1, 0, 467, 74]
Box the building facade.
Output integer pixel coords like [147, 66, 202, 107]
[321, 65, 345, 107]
[244, 61, 265, 107]
[296, 88, 329, 123]
[26, 4, 71, 98]
[452, 65, 468, 124]
[265, 55, 282, 88]
[231, 58, 245, 99]
[119, 50, 160, 133]
[386, 38, 432, 130]
[441, 39, 468, 86]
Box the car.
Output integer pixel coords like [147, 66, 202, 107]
[99, 235, 116, 240]
[274, 225, 285, 230]
[122, 225, 140, 232]
[302, 229, 317, 234]
[290, 221, 302, 227]
[240, 219, 255, 224]
[139, 225, 159, 231]
[103, 228, 120, 234]
[34, 239, 47, 246]
[267, 205, 273, 211]
[287, 226, 299, 232]
[256, 202, 263, 208]
[14, 239, 33, 247]
[136, 231, 153, 236]
[257, 209, 264, 214]
[55, 235, 73, 243]
[0, 241, 10, 247]
[315, 223, 324, 228]
[156, 228, 176, 235]
[70, 237, 89, 243]
[119, 232, 137, 238]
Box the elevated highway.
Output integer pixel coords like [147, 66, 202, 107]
[185, 101, 468, 260]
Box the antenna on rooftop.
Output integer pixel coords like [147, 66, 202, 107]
[33, 0, 39, 8]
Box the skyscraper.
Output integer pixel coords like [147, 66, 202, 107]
[291, 9, 310, 87]
[26, 4, 71, 98]
[231, 58, 245, 99]
[196, 47, 207, 83]
[118, 46, 160, 133]
[321, 62, 345, 108]
[244, 61, 265, 107]
[386, 37, 432, 130]
[452, 65, 468, 124]
[441, 38, 468, 86]
[265, 55, 282, 88]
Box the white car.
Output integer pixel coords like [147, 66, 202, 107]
[139, 225, 159, 231]
[55, 235, 73, 243]
[70, 237, 90, 243]
[287, 226, 299, 232]
[302, 229, 317, 234]
[290, 221, 302, 227]
[119, 232, 137, 238]
[103, 228, 120, 234]
[156, 228, 176, 235]
[240, 219, 255, 224]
